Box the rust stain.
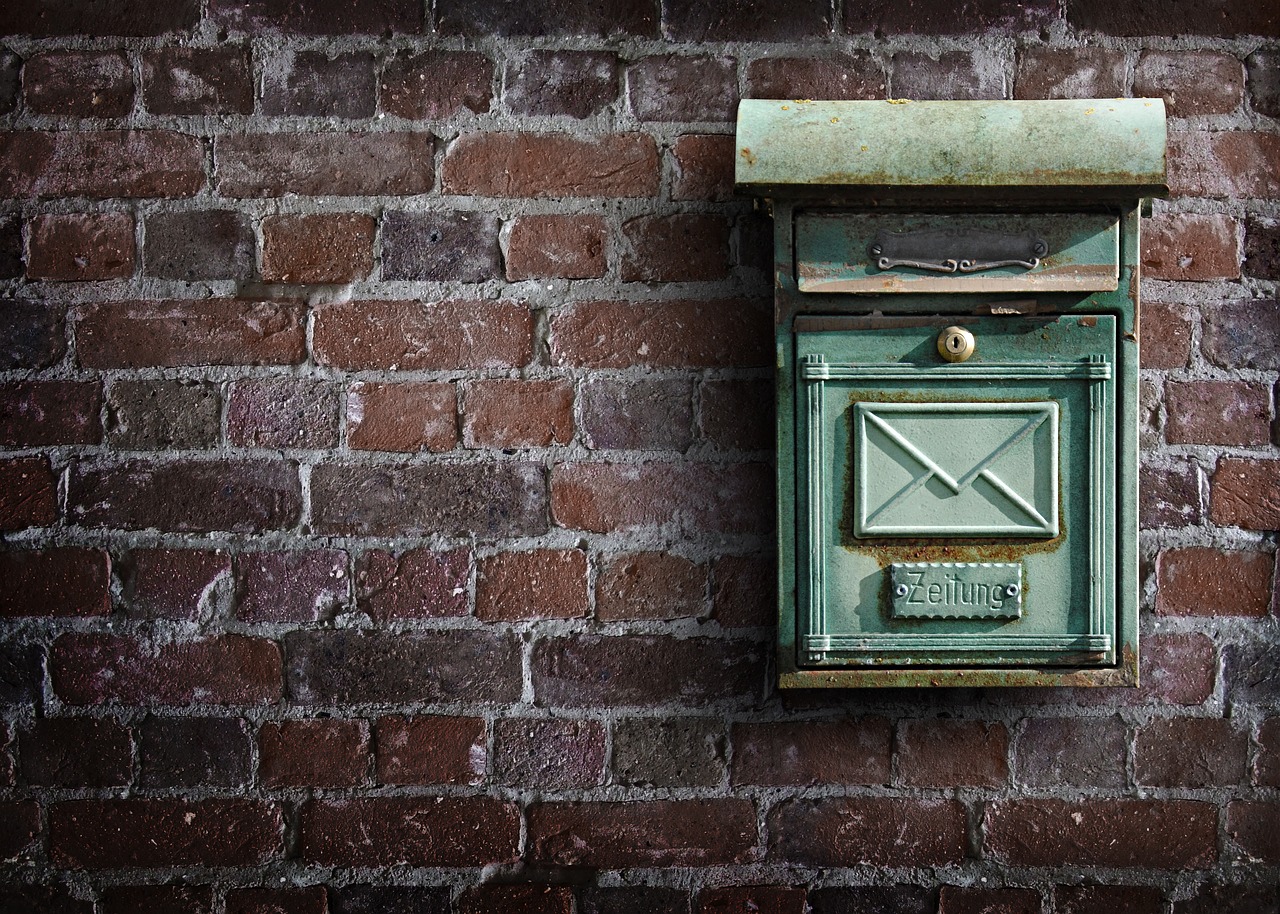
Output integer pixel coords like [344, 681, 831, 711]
[739, 147, 756, 166]
[1079, 315, 1097, 327]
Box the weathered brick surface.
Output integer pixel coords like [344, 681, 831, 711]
[597, 551, 704, 621]
[105, 379, 220, 448]
[0, 381, 101, 446]
[462, 379, 574, 449]
[712, 554, 773, 628]
[347, 381, 456, 453]
[1202, 300, 1280, 370]
[228, 379, 339, 449]
[1014, 716, 1127, 787]
[1134, 51, 1245, 116]
[1211, 459, 1280, 529]
[1166, 380, 1271, 446]
[1136, 718, 1248, 787]
[442, 133, 660, 198]
[382, 210, 502, 282]
[1015, 47, 1125, 99]
[261, 213, 375, 283]
[356, 547, 469, 621]
[0, 456, 57, 530]
[1227, 801, 1280, 862]
[733, 718, 891, 786]
[24, 51, 135, 117]
[261, 50, 376, 117]
[382, 51, 492, 119]
[1156, 547, 1274, 617]
[612, 717, 726, 787]
[847, 0, 1057, 34]
[1173, 883, 1280, 914]
[671, 135, 736, 203]
[435, 0, 657, 37]
[701, 380, 772, 452]
[144, 209, 254, 281]
[891, 52, 1006, 100]
[27, 212, 135, 280]
[1, 302, 65, 370]
[897, 719, 1009, 787]
[236, 550, 348, 623]
[627, 55, 738, 123]
[1142, 213, 1240, 282]
[746, 54, 884, 100]
[493, 717, 606, 788]
[621, 214, 732, 282]
[138, 717, 252, 787]
[1244, 216, 1280, 278]
[227, 887, 327, 914]
[581, 378, 693, 451]
[0, 216, 20, 277]
[216, 133, 433, 196]
[769, 797, 967, 867]
[0, 800, 40, 859]
[506, 214, 607, 279]
[375, 715, 486, 785]
[19, 718, 132, 787]
[460, 885, 573, 914]
[1, 1, 201, 37]
[143, 46, 253, 114]
[208, 0, 423, 35]
[1139, 460, 1203, 528]
[1054, 885, 1165, 914]
[1169, 132, 1280, 199]
[259, 719, 370, 787]
[0, 548, 110, 618]
[126, 548, 230, 620]
[939, 887, 1041, 914]
[1068, 1, 1279, 37]
[808, 887, 933, 914]
[503, 51, 617, 118]
[1140, 301, 1192, 369]
[0, 130, 204, 198]
[699, 887, 805, 914]
[1251, 49, 1280, 117]
[476, 548, 588, 621]
[100, 886, 213, 914]
[579, 887, 690, 914]
[551, 300, 771, 368]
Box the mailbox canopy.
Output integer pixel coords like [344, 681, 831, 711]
[736, 98, 1168, 202]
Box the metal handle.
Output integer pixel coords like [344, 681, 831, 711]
[870, 228, 1048, 274]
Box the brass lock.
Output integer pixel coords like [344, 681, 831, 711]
[938, 326, 976, 362]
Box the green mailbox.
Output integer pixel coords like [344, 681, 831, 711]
[736, 99, 1167, 688]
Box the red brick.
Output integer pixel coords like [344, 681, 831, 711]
[476, 548, 587, 622]
[227, 886, 327, 914]
[375, 715, 486, 785]
[670, 0, 829, 39]
[1211, 458, 1280, 529]
[20, 717, 131, 787]
[1169, 132, 1280, 199]
[1134, 51, 1245, 117]
[52, 633, 281, 706]
[897, 718, 1009, 787]
[1015, 47, 1125, 99]
[712, 554, 773, 628]
[236, 550, 348, 623]
[100, 885, 212, 914]
[984, 799, 1216, 868]
[0, 456, 56, 530]
[699, 886, 805, 914]
[891, 51, 1006, 100]
[1014, 716, 1127, 787]
[311, 461, 546, 538]
[128, 548, 231, 620]
[939, 887, 1041, 914]
[746, 54, 884, 100]
[382, 51, 492, 119]
[261, 213, 374, 283]
[228, 379, 339, 449]
[437, 0, 655, 36]
[208, 0, 421, 34]
[1140, 378, 1161, 449]
[1142, 212, 1240, 281]
[462, 379, 574, 448]
[506, 214, 607, 280]
[1140, 632, 1217, 706]
[1067, 0, 1278, 37]
[1139, 459, 1203, 528]
[1, 1, 201, 37]
[301, 797, 518, 866]
[0, 381, 101, 446]
[1140, 301, 1192, 369]
[621, 214, 731, 282]
[356, 547, 469, 621]
[460, 885, 572, 914]
[1173, 883, 1279, 914]
[550, 300, 771, 369]
[809, 887, 932, 914]
[78, 299, 305, 368]
[769, 797, 966, 867]
[701, 379, 773, 451]
[314, 299, 531, 370]
[532, 634, 764, 708]
[846, 0, 1057, 34]
[24, 51, 134, 117]
[1202, 300, 1280, 370]
[443, 132, 659, 198]
[627, 55, 738, 122]
[671, 135, 735, 203]
[732, 718, 891, 786]
[494, 717, 605, 788]
[381, 209, 501, 282]
[0, 548, 109, 619]
[138, 717, 252, 788]
[529, 799, 755, 867]
[262, 49, 376, 117]
[597, 552, 705, 621]
[286, 629, 522, 705]
[216, 132, 432, 197]
[612, 717, 726, 787]
[1166, 380, 1270, 446]
[0, 800, 40, 860]
[1259, 717, 1280, 787]
[1054, 885, 1165, 914]
[0, 130, 204, 198]
[1156, 547, 1274, 617]
[69, 458, 302, 533]
[143, 46, 253, 115]
[1136, 717, 1248, 787]
[50, 799, 283, 868]
[503, 50, 617, 118]
[552, 461, 771, 534]
[580, 887, 690, 914]
[581, 378, 693, 452]
[26, 212, 135, 281]
[259, 719, 370, 787]
[348, 381, 456, 453]
[1227, 801, 1280, 862]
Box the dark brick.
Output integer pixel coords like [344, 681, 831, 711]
[0, 722, 11, 788]
[1244, 217, 1280, 278]
[459, 885, 573, 914]
[78, 300, 305, 368]
[733, 718, 891, 786]
[50, 799, 283, 867]
[1259, 717, 1280, 787]
[712, 554, 774, 628]
[503, 50, 617, 118]
[1202, 300, 1280, 370]
[1139, 460, 1203, 528]
[259, 719, 370, 787]
[0, 641, 44, 705]
[0, 381, 101, 446]
[984, 799, 1216, 868]
[68, 458, 302, 533]
[581, 378, 693, 452]
[144, 210, 255, 281]
[1015, 47, 1126, 99]
[701, 379, 772, 451]
[262, 50, 376, 117]
[1140, 301, 1192, 369]
[53, 634, 281, 707]
[0, 456, 57, 530]
[1249, 50, 1280, 117]
[105, 380, 221, 449]
[301, 797, 519, 866]
[746, 54, 884, 100]
[1224, 634, 1280, 704]
[1142, 213, 1240, 282]
[897, 718, 1008, 787]
[550, 300, 771, 369]
[579, 887, 690, 914]
[476, 548, 588, 621]
[228, 379, 339, 449]
[1134, 51, 1245, 117]
[1, 302, 65, 370]
[382, 211, 502, 282]
[1212, 458, 1280, 530]
[666, 0, 829, 39]
[227, 887, 326, 914]
[494, 717, 605, 788]
[217, 133, 432, 197]
[1169, 132, 1280, 199]
[20, 718, 131, 787]
[382, 51, 492, 119]
[0, 130, 204, 199]
[330, 886, 449, 914]
[1014, 716, 1127, 787]
[1141, 632, 1217, 706]
[698, 887, 805, 914]
[126, 548, 230, 620]
[612, 717, 726, 787]
[1136, 718, 1248, 787]
[846, 0, 1057, 34]
[1156, 547, 1274, 617]
[436, 0, 657, 36]
[769, 797, 966, 866]
[0, 215, 20, 277]
[621, 214, 731, 281]
[529, 799, 755, 867]
[138, 716, 252, 788]
[356, 547, 470, 621]
[314, 299, 531, 370]
[1227, 801, 1280, 862]
[940, 888, 1040, 914]
[0, 801, 39, 859]
[597, 551, 704, 621]
[627, 55, 738, 122]
[143, 47, 253, 115]
[1067, 0, 1279, 37]
[0, 52, 14, 114]
[208, 0, 422, 34]
[531, 634, 764, 708]
[463, 379, 574, 448]
[0, 1, 200, 36]
[808, 887, 933, 914]
[1054, 885, 1165, 914]
[236, 550, 348, 623]
[261, 213, 375, 283]
[891, 51, 1006, 100]
[672, 135, 735, 202]
[285, 629, 522, 705]
[24, 51, 134, 117]
[506, 214, 607, 280]
[27, 212, 135, 281]
[375, 715, 486, 785]
[99, 886, 211, 914]
[442, 132, 659, 198]
[348, 381, 457, 453]
[1174, 883, 1280, 914]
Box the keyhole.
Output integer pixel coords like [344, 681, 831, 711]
[948, 334, 963, 351]
[937, 326, 975, 363]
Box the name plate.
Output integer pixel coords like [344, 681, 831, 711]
[890, 562, 1022, 620]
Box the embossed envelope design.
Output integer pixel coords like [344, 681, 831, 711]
[852, 401, 1059, 538]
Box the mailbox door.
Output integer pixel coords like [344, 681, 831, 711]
[794, 313, 1117, 670]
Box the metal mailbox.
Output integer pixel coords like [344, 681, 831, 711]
[736, 99, 1167, 687]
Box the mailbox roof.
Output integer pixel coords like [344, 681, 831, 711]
[735, 98, 1167, 200]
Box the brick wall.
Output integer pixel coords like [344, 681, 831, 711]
[1, 1, 1277, 912]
